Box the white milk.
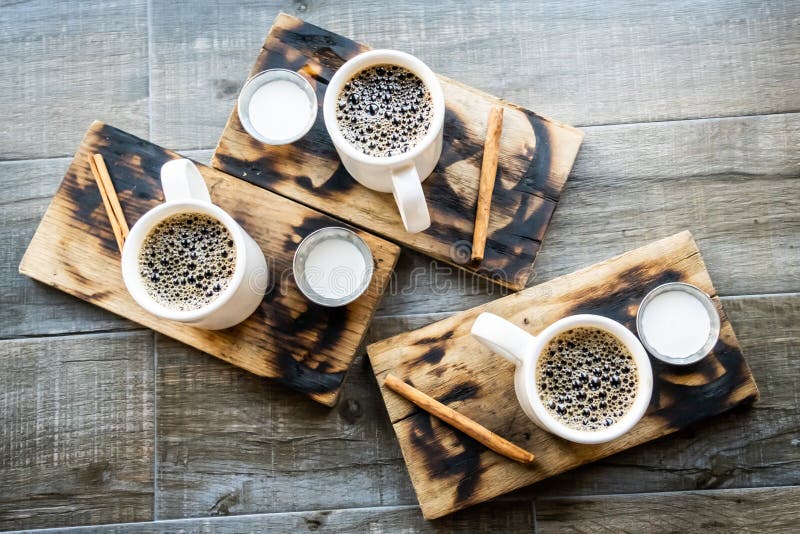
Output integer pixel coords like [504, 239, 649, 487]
[248, 80, 312, 141]
[304, 238, 367, 300]
[640, 290, 711, 358]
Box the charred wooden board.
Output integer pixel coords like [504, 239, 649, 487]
[212, 13, 584, 291]
[19, 121, 400, 407]
[368, 231, 759, 519]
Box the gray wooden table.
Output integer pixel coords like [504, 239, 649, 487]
[1, 1, 798, 532]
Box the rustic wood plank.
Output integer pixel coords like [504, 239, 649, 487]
[152, 292, 796, 521]
[0, 0, 149, 160]
[368, 232, 759, 519]
[7, 113, 796, 332]
[154, 335, 415, 518]
[0, 158, 135, 338]
[375, 112, 800, 316]
[148, 1, 799, 150]
[6, 501, 533, 533]
[369, 292, 800, 498]
[0, 331, 154, 530]
[535, 486, 800, 533]
[212, 14, 583, 291]
[18, 122, 400, 406]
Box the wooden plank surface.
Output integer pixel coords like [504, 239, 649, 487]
[3, 0, 799, 531]
[18, 121, 400, 407]
[151, 292, 797, 520]
[6, 501, 533, 533]
[155, 336, 414, 518]
[0, 0, 149, 160]
[0, 157, 135, 338]
[376, 112, 800, 316]
[368, 232, 759, 519]
[369, 292, 800, 498]
[535, 486, 800, 533]
[147, 1, 800, 150]
[0, 331, 154, 530]
[212, 13, 583, 291]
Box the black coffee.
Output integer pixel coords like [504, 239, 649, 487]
[536, 327, 638, 432]
[138, 213, 236, 311]
[336, 64, 432, 157]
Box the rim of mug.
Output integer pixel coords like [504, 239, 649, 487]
[322, 49, 445, 166]
[121, 201, 248, 323]
[522, 314, 654, 445]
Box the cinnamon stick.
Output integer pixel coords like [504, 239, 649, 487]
[383, 373, 535, 465]
[87, 153, 129, 252]
[471, 106, 504, 262]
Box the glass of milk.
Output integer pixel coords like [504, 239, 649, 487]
[293, 227, 374, 307]
[636, 282, 721, 365]
[237, 69, 318, 145]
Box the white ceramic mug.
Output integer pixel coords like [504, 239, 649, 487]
[471, 313, 653, 444]
[323, 49, 445, 234]
[121, 159, 268, 330]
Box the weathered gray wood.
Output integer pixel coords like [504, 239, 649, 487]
[369, 232, 760, 519]
[535, 486, 800, 533]
[7, 501, 533, 533]
[0, 331, 154, 530]
[152, 292, 798, 522]
[6, 113, 797, 332]
[0, 0, 149, 160]
[0, 158, 135, 338]
[154, 335, 415, 519]
[376, 113, 800, 316]
[148, 2, 284, 150]
[148, 1, 800, 149]
[367, 293, 800, 499]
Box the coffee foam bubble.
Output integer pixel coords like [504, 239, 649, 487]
[138, 212, 236, 311]
[536, 327, 638, 432]
[336, 64, 432, 157]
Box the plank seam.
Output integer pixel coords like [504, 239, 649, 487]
[146, 0, 154, 141]
[0, 327, 149, 342]
[372, 292, 800, 320]
[0, 112, 797, 164]
[152, 329, 159, 521]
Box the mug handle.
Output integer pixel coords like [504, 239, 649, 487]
[161, 159, 212, 204]
[471, 312, 537, 366]
[391, 164, 431, 233]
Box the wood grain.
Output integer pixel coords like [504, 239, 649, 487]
[368, 293, 800, 499]
[375, 112, 800, 316]
[368, 231, 759, 519]
[0, 0, 149, 160]
[18, 121, 400, 406]
[0, 331, 154, 530]
[212, 13, 584, 291]
[147, 1, 800, 149]
[535, 486, 800, 533]
[3, 501, 533, 533]
[155, 335, 414, 518]
[0, 157, 136, 338]
[5, 113, 796, 335]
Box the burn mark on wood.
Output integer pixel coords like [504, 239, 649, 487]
[22, 120, 399, 406]
[567, 266, 683, 329]
[409, 412, 486, 504]
[437, 381, 481, 405]
[213, 14, 583, 290]
[650, 339, 756, 430]
[414, 330, 455, 346]
[369, 232, 758, 518]
[412, 330, 456, 367]
[271, 21, 367, 69]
